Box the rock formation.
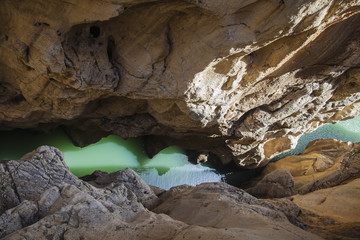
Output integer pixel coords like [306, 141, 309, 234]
[257, 139, 360, 194]
[247, 139, 360, 239]
[0, 146, 323, 239]
[1, 0, 360, 167]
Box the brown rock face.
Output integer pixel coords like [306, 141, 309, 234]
[262, 139, 360, 194]
[1, 0, 360, 167]
[249, 139, 360, 239]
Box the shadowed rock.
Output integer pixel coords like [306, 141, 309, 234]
[0, 146, 322, 239]
[0, 0, 360, 167]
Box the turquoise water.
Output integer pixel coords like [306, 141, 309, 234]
[0, 129, 222, 190]
[272, 116, 360, 161]
[0, 116, 358, 189]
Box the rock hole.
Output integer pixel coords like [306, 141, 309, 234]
[11, 94, 26, 104]
[24, 46, 30, 62]
[89, 26, 100, 38]
[107, 36, 115, 63]
[349, 82, 357, 87]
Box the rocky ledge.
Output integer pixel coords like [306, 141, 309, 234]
[1, 142, 359, 240]
[1, 0, 360, 168]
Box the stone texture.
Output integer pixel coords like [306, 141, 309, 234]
[1, 0, 360, 167]
[262, 139, 360, 194]
[246, 169, 296, 198]
[0, 146, 323, 240]
[293, 179, 360, 240]
[81, 168, 159, 209]
[294, 178, 360, 224]
[245, 138, 360, 239]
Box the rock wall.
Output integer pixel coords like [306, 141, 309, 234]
[1, 0, 360, 167]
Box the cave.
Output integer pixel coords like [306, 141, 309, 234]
[0, 0, 360, 239]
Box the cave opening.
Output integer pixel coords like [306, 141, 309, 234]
[0, 116, 359, 190]
[89, 25, 100, 38]
[0, 128, 223, 190]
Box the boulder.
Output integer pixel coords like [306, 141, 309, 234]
[246, 169, 295, 198]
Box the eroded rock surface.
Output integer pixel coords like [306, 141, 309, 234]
[246, 169, 296, 198]
[292, 179, 360, 240]
[1, 0, 360, 167]
[0, 146, 322, 239]
[247, 139, 360, 239]
[260, 139, 360, 194]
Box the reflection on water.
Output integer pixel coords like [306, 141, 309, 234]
[0, 129, 222, 190]
[272, 116, 360, 161]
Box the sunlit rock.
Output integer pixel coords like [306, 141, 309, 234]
[1, 0, 360, 167]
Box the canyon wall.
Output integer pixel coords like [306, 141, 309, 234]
[1, 0, 360, 167]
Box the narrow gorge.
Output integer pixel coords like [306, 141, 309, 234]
[0, 0, 360, 239]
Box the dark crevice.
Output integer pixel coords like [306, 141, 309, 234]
[89, 26, 100, 38]
[71, 46, 79, 60]
[24, 46, 30, 62]
[227, 109, 254, 136]
[163, 24, 173, 73]
[4, 163, 22, 203]
[107, 36, 115, 63]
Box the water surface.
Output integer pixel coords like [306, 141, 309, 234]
[0, 129, 222, 190]
[272, 116, 360, 161]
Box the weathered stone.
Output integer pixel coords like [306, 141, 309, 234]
[246, 169, 296, 198]
[83, 168, 159, 209]
[0, 146, 323, 240]
[153, 182, 321, 239]
[293, 178, 360, 240]
[263, 139, 360, 194]
[1, 0, 360, 167]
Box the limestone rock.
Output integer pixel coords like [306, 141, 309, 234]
[1, 0, 360, 167]
[263, 139, 360, 194]
[81, 168, 159, 209]
[0, 146, 323, 240]
[154, 182, 322, 240]
[0, 146, 155, 219]
[293, 178, 360, 239]
[294, 178, 360, 224]
[246, 169, 296, 198]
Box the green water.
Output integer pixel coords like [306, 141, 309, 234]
[0, 116, 359, 189]
[0, 129, 222, 190]
[272, 116, 360, 161]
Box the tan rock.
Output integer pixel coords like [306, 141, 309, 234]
[263, 139, 360, 194]
[292, 178, 360, 239]
[246, 169, 295, 198]
[153, 182, 322, 240]
[1, 0, 360, 167]
[294, 178, 360, 224]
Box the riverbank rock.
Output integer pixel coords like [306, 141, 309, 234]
[1, 0, 360, 167]
[245, 139, 360, 239]
[292, 178, 360, 239]
[260, 139, 360, 195]
[246, 169, 296, 198]
[0, 146, 323, 239]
